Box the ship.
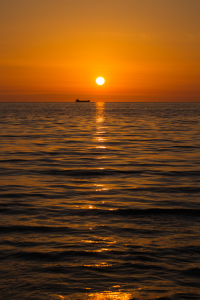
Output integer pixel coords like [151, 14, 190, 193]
[76, 99, 90, 102]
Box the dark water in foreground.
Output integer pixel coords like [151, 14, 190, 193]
[0, 102, 200, 300]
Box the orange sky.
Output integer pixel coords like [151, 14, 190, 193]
[0, 0, 200, 102]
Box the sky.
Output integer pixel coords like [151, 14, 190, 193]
[0, 0, 200, 102]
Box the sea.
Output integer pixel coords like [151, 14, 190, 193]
[0, 101, 200, 300]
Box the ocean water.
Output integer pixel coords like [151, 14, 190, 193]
[0, 101, 200, 300]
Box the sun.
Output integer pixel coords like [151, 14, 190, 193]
[96, 77, 105, 85]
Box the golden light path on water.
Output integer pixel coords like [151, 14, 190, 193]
[56, 290, 135, 300]
[94, 102, 108, 193]
[67, 103, 141, 300]
[86, 291, 133, 299]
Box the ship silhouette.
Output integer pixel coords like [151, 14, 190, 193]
[76, 99, 90, 102]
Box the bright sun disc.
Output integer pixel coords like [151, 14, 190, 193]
[96, 77, 105, 85]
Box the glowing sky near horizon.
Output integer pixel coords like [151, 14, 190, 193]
[0, 0, 200, 101]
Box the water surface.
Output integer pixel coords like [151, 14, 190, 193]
[0, 102, 200, 300]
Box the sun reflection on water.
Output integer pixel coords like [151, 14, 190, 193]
[96, 146, 106, 149]
[88, 292, 133, 300]
[93, 103, 109, 195]
[84, 262, 112, 267]
[56, 291, 133, 300]
[95, 102, 106, 147]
